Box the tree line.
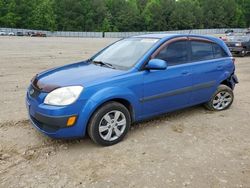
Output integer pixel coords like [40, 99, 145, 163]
[0, 0, 249, 32]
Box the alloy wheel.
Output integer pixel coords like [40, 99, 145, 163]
[212, 91, 233, 110]
[98, 110, 127, 141]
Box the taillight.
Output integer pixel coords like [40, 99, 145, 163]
[232, 58, 235, 64]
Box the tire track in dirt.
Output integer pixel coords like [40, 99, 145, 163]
[0, 119, 30, 128]
[0, 119, 84, 177]
[0, 139, 82, 178]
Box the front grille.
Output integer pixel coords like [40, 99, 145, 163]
[30, 115, 60, 132]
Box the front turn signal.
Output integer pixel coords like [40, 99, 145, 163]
[67, 116, 77, 126]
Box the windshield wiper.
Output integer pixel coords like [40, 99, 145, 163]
[92, 60, 115, 69]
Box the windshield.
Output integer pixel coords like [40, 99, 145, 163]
[227, 35, 250, 42]
[92, 38, 159, 69]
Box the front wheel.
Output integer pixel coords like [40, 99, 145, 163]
[88, 102, 131, 146]
[205, 85, 234, 111]
[240, 49, 246, 57]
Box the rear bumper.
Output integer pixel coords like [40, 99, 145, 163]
[228, 74, 239, 89]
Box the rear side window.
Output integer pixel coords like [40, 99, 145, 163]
[213, 43, 228, 58]
[191, 41, 214, 61]
[155, 40, 188, 66]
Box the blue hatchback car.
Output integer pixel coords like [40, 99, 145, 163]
[26, 34, 238, 146]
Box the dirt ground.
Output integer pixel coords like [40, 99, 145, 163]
[0, 36, 250, 188]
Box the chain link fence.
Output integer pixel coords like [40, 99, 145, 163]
[0, 27, 248, 38]
[104, 28, 248, 38]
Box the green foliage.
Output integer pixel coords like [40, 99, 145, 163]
[30, 0, 56, 31]
[169, 0, 203, 30]
[236, 0, 250, 27]
[0, 0, 20, 27]
[0, 0, 249, 31]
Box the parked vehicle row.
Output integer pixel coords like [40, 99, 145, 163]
[0, 31, 15, 36]
[219, 29, 250, 57]
[225, 34, 250, 57]
[0, 31, 46, 37]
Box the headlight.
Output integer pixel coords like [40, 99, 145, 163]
[235, 43, 242, 47]
[44, 86, 83, 106]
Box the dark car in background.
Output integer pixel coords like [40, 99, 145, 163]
[26, 31, 35, 36]
[246, 27, 250, 35]
[225, 29, 234, 36]
[16, 32, 24, 36]
[31, 32, 47, 37]
[226, 34, 250, 57]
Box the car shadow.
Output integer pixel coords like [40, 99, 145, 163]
[131, 104, 211, 131]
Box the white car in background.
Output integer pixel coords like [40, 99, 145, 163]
[8, 32, 15, 36]
[0, 31, 7, 36]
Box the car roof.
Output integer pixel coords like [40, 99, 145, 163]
[133, 33, 181, 39]
[131, 33, 231, 57]
[132, 33, 218, 40]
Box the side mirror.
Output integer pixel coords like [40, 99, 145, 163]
[145, 59, 167, 70]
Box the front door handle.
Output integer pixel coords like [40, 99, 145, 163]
[181, 71, 190, 75]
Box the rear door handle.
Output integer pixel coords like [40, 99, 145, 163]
[217, 65, 223, 70]
[181, 71, 190, 75]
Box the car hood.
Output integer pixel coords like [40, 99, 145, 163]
[33, 61, 125, 92]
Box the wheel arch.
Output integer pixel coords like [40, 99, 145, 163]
[221, 79, 233, 89]
[220, 72, 237, 89]
[217, 70, 234, 89]
[80, 87, 140, 136]
[90, 98, 135, 123]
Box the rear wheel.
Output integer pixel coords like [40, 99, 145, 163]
[205, 85, 234, 111]
[88, 102, 131, 146]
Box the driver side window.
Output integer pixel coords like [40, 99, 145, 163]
[155, 40, 188, 66]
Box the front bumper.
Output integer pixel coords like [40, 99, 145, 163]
[228, 47, 244, 53]
[26, 86, 91, 139]
[29, 111, 77, 132]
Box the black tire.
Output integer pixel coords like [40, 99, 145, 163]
[87, 102, 131, 146]
[205, 85, 234, 111]
[240, 49, 246, 57]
